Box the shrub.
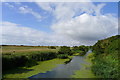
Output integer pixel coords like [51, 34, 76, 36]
[2, 55, 28, 71]
[2, 52, 57, 71]
[57, 54, 68, 59]
[58, 46, 72, 55]
[91, 52, 119, 78]
[79, 51, 86, 56]
[25, 59, 38, 67]
[29, 52, 57, 61]
[49, 46, 56, 49]
[79, 45, 89, 53]
[71, 45, 89, 56]
[13, 56, 28, 67]
[72, 46, 79, 51]
[2, 56, 15, 71]
[105, 39, 119, 54]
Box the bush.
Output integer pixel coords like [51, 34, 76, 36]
[79, 45, 89, 53]
[105, 39, 119, 54]
[48, 46, 56, 49]
[91, 52, 119, 78]
[29, 52, 57, 61]
[72, 46, 79, 51]
[2, 55, 28, 71]
[25, 59, 38, 67]
[2, 52, 57, 72]
[71, 45, 89, 56]
[2, 56, 15, 71]
[79, 51, 86, 56]
[13, 56, 28, 67]
[57, 54, 68, 59]
[58, 46, 72, 55]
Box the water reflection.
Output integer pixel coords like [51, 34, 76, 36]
[29, 50, 91, 78]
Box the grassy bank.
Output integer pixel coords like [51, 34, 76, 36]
[91, 35, 119, 78]
[3, 58, 69, 78]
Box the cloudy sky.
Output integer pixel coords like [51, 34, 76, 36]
[1, 2, 118, 46]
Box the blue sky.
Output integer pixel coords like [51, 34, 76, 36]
[2, 2, 55, 32]
[1, 2, 118, 46]
[94, 2, 118, 15]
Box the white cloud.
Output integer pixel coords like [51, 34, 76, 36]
[36, 2, 53, 12]
[19, 6, 42, 21]
[35, 2, 118, 45]
[52, 13, 118, 41]
[3, 3, 42, 21]
[4, 2, 14, 8]
[1, 22, 47, 45]
[35, 2, 107, 21]
[94, 3, 106, 16]
[1, 13, 118, 46]
[1, 2, 118, 46]
[1, 21, 97, 46]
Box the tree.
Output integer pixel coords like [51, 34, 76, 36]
[49, 46, 56, 49]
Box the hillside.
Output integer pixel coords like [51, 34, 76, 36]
[91, 35, 120, 78]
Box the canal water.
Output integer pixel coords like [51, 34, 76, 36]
[29, 50, 92, 78]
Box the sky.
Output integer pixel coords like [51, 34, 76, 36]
[1, 2, 118, 46]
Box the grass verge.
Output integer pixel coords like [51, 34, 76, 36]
[3, 58, 69, 78]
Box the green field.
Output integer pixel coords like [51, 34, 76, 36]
[1, 45, 58, 56]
